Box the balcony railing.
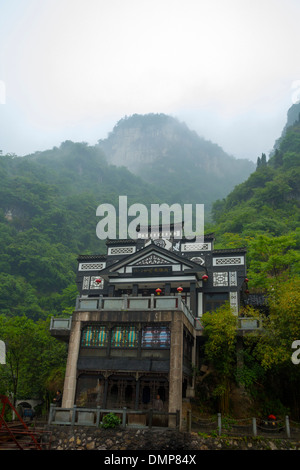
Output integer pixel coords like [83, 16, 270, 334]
[48, 404, 180, 429]
[49, 296, 262, 337]
[75, 294, 195, 326]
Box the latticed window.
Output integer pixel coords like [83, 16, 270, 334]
[141, 326, 170, 348]
[111, 326, 138, 348]
[81, 325, 108, 347]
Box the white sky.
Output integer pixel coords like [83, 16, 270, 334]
[1, 0, 300, 161]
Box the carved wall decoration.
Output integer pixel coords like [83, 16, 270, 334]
[229, 271, 237, 286]
[82, 276, 90, 290]
[213, 272, 228, 287]
[230, 292, 238, 314]
[190, 256, 205, 265]
[79, 262, 106, 271]
[181, 243, 211, 251]
[90, 276, 104, 289]
[134, 254, 170, 266]
[213, 256, 244, 266]
[82, 276, 104, 290]
[109, 246, 136, 255]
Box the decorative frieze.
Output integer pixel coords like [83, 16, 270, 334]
[79, 262, 106, 271]
[134, 254, 170, 266]
[108, 246, 136, 256]
[213, 256, 244, 266]
[181, 242, 211, 252]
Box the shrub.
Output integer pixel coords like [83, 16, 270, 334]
[101, 412, 121, 429]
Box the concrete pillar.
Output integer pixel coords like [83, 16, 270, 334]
[168, 313, 183, 426]
[186, 334, 196, 398]
[190, 282, 196, 316]
[62, 314, 82, 407]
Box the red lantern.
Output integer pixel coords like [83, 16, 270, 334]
[155, 288, 162, 295]
[177, 286, 183, 293]
[95, 278, 102, 284]
[245, 278, 249, 283]
[202, 275, 208, 282]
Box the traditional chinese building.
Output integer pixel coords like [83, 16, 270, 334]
[50, 223, 250, 424]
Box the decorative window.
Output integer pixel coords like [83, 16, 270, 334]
[213, 272, 228, 287]
[229, 271, 237, 286]
[79, 262, 106, 271]
[82, 276, 104, 290]
[181, 243, 211, 251]
[141, 326, 171, 348]
[190, 256, 205, 265]
[111, 326, 138, 348]
[108, 246, 136, 255]
[81, 326, 107, 347]
[213, 256, 244, 266]
[90, 276, 104, 289]
[82, 276, 90, 290]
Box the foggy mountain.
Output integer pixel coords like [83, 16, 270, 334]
[97, 113, 255, 212]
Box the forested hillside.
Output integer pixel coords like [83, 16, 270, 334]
[209, 116, 300, 290]
[212, 118, 300, 238]
[0, 140, 171, 405]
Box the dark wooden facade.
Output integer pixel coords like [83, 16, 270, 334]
[55, 225, 248, 416]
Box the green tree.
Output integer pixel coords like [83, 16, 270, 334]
[247, 234, 300, 290]
[201, 303, 237, 414]
[245, 277, 300, 418]
[0, 315, 67, 411]
[0, 273, 44, 320]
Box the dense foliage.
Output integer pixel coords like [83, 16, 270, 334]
[205, 118, 300, 418]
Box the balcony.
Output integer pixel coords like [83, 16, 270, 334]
[49, 295, 195, 340]
[49, 316, 72, 341]
[75, 294, 195, 326]
[49, 296, 262, 340]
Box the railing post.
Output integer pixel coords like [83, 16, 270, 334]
[285, 415, 291, 438]
[123, 294, 128, 310]
[71, 405, 77, 426]
[48, 403, 55, 425]
[150, 294, 154, 310]
[177, 293, 181, 309]
[217, 413, 222, 435]
[148, 409, 153, 429]
[252, 417, 257, 436]
[187, 409, 191, 432]
[122, 407, 127, 428]
[96, 406, 101, 427]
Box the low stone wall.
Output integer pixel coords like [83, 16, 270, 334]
[45, 426, 300, 451]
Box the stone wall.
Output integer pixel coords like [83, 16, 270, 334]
[45, 426, 300, 451]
